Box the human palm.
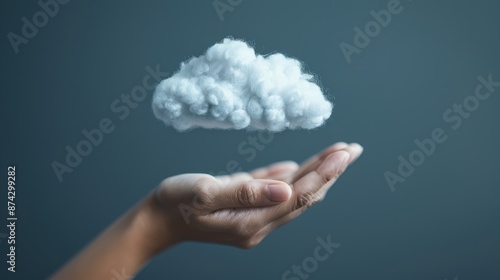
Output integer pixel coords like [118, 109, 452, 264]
[154, 142, 363, 249]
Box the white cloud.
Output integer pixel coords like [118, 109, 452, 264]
[152, 38, 333, 131]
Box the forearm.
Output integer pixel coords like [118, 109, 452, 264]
[51, 194, 175, 280]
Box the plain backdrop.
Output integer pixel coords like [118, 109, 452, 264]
[1, 0, 499, 279]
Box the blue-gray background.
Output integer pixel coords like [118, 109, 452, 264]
[1, 0, 499, 279]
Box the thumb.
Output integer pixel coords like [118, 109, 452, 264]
[214, 179, 292, 209]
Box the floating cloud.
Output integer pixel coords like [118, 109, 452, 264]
[152, 38, 333, 131]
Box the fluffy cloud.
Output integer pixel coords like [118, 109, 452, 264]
[152, 38, 333, 131]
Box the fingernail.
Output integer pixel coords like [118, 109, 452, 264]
[351, 143, 364, 154]
[348, 143, 364, 163]
[267, 184, 290, 202]
[357, 144, 364, 154]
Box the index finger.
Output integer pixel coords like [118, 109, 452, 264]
[291, 142, 349, 183]
[291, 151, 350, 210]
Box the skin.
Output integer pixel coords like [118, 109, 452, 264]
[51, 142, 363, 280]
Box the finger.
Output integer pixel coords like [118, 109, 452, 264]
[291, 151, 350, 210]
[253, 151, 353, 235]
[157, 173, 217, 206]
[345, 143, 364, 164]
[250, 161, 299, 179]
[252, 209, 302, 240]
[291, 142, 363, 183]
[205, 151, 352, 236]
[258, 146, 363, 234]
[266, 161, 299, 182]
[271, 169, 297, 183]
[211, 179, 292, 209]
[250, 147, 363, 239]
[199, 204, 281, 237]
[198, 146, 359, 238]
[291, 142, 349, 183]
[216, 172, 253, 185]
[244, 151, 350, 226]
[314, 143, 363, 201]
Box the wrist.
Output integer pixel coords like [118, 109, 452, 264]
[128, 192, 181, 259]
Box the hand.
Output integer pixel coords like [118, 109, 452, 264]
[50, 142, 363, 280]
[148, 142, 363, 251]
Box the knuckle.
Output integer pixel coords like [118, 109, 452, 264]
[318, 163, 346, 184]
[193, 177, 218, 208]
[324, 170, 337, 182]
[295, 191, 319, 210]
[236, 183, 257, 206]
[317, 169, 336, 184]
